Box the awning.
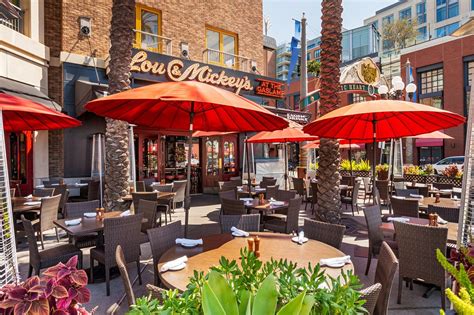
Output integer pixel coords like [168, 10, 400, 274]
[75, 80, 108, 116]
[0, 76, 61, 111]
[415, 139, 444, 147]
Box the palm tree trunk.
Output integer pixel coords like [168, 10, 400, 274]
[105, 0, 135, 211]
[316, 0, 343, 223]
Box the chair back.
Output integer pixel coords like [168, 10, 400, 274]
[310, 181, 318, 205]
[220, 181, 236, 192]
[363, 205, 384, 250]
[230, 178, 243, 187]
[265, 185, 279, 200]
[143, 178, 155, 191]
[152, 183, 173, 192]
[172, 180, 187, 203]
[10, 188, 15, 198]
[286, 197, 302, 233]
[433, 183, 454, 190]
[351, 180, 361, 205]
[135, 181, 146, 192]
[374, 242, 399, 315]
[260, 179, 277, 188]
[103, 214, 143, 266]
[40, 195, 61, 232]
[262, 176, 275, 182]
[393, 221, 447, 287]
[390, 197, 419, 218]
[220, 214, 260, 233]
[115, 245, 135, 306]
[132, 192, 158, 212]
[87, 180, 100, 201]
[65, 200, 100, 218]
[427, 205, 459, 223]
[79, 179, 92, 198]
[219, 189, 236, 201]
[417, 186, 429, 197]
[395, 188, 419, 197]
[362, 177, 371, 194]
[137, 199, 158, 232]
[10, 180, 21, 196]
[33, 188, 55, 197]
[276, 189, 296, 202]
[292, 177, 306, 197]
[341, 176, 352, 186]
[304, 219, 345, 249]
[360, 283, 382, 315]
[21, 216, 40, 266]
[52, 184, 69, 215]
[375, 180, 390, 200]
[221, 198, 246, 215]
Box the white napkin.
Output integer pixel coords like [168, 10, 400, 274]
[392, 196, 406, 200]
[65, 218, 82, 226]
[160, 256, 188, 272]
[320, 255, 351, 267]
[120, 210, 131, 217]
[387, 217, 410, 223]
[409, 194, 423, 199]
[24, 201, 41, 206]
[269, 197, 276, 202]
[298, 231, 305, 243]
[175, 238, 203, 246]
[437, 216, 448, 225]
[440, 189, 452, 193]
[83, 212, 96, 218]
[231, 226, 249, 237]
[25, 194, 33, 199]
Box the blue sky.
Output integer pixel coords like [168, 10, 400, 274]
[263, 0, 395, 44]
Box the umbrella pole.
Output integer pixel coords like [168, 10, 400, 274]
[390, 139, 396, 193]
[245, 134, 252, 198]
[284, 143, 288, 190]
[184, 102, 194, 237]
[349, 140, 353, 185]
[372, 119, 377, 202]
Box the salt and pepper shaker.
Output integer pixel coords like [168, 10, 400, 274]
[411, 180, 416, 187]
[247, 238, 254, 252]
[435, 193, 440, 203]
[258, 193, 265, 205]
[254, 235, 260, 257]
[428, 213, 439, 226]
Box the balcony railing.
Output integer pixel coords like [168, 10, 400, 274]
[133, 29, 173, 55]
[202, 48, 252, 71]
[0, 2, 23, 34]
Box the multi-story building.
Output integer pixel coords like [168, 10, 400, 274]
[276, 43, 292, 81]
[42, 0, 291, 193]
[0, 0, 55, 194]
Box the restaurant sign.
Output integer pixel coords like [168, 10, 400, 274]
[130, 49, 285, 99]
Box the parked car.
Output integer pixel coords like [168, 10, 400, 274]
[432, 156, 464, 174]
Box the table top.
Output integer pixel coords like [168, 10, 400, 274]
[411, 197, 460, 210]
[158, 232, 353, 291]
[121, 191, 176, 201]
[244, 199, 288, 213]
[380, 217, 458, 243]
[12, 196, 42, 213]
[54, 211, 123, 235]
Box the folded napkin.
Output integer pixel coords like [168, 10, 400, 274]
[120, 210, 131, 217]
[387, 217, 410, 223]
[24, 201, 41, 206]
[320, 255, 351, 267]
[437, 216, 448, 225]
[25, 194, 33, 199]
[269, 197, 276, 202]
[175, 238, 203, 246]
[409, 194, 423, 199]
[440, 189, 452, 193]
[297, 231, 305, 243]
[231, 226, 249, 237]
[160, 256, 188, 272]
[83, 212, 96, 218]
[65, 218, 82, 226]
[392, 195, 406, 200]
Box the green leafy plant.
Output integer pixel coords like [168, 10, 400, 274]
[340, 160, 371, 172]
[128, 249, 366, 315]
[403, 164, 423, 175]
[423, 164, 434, 175]
[353, 160, 371, 172]
[340, 159, 353, 171]
[309, 162, 318, 170]
[376, 164, 389, 180]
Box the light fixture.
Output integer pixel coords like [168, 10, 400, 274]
[378, 85, 389, 95]
[391, 76, 403, 86]
[406, 83, 417, 93]
[393, 80, 405, 92]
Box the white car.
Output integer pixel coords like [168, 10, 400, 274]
[432, 156, 464, 174]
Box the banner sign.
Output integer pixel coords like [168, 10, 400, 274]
[300, 83, 379, 106]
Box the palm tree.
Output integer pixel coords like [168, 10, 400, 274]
[104, 0, 135, 211]
[316, 0, 343, 223]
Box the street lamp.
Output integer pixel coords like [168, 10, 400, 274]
[406, 83, 417, 101]
[378, 76, 414, 101]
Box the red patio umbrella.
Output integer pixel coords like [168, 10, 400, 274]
[408, 130, 453, 139]
[85, 81, 288, 236]
[0, 93, 81, 285]
[303, 139, 364, 149]
[303, 100, 465, 194]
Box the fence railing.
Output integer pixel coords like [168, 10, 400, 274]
[202, 48, 252, 71]
[133, 29, 173, 55]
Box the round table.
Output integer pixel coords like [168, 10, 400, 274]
[158, 232, 353, 291]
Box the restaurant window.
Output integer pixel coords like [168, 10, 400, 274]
[417, 2, 426, 24]
[206, 27, 238, 69]
[206, 140, 219, 176]
[143, 138, 158, 178]
[351, 93, 366, 104]
[399, 8, 411, 20]
[9, 132, 28, 184]
[436, 0, 459, 22]
[135, 5, 162, 52]
[223, 141, 235, 174]
[419, 146, 443, 165]
[419, 66, 444, 109]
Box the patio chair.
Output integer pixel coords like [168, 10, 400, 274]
[219, 189, 236, 201]
[390, 197, 419, 218]
[33, 188, 55, 197]
[308, 181, 318, 213]
[265, 185, 279, 200]
[137, 199, 158, 243]
[393, 221, 448, 310]
[230, 178, 243, 187]
[64, 200, 100, 248]
[172, 180, 187, 209]
[116, 245, 135, 306]
[262, 176, 275, 182]
[427, 204, 459, 223]
[363, 205, 398, 275]
[260, 178, 277, 188]
[375, 180, 391, 210]
[22, 216, 82, 277]
[341, 180, 361, 215]
[220, 181, 236, 192]
[417, 186, 429, 197]
[143, 178, 155, 191]
[135, 181, 146, 192]
[292, 177, 308, 209]
[395, 188, 419, 197]
[264, 197, 301, 234]
[373, 241, 399, 315]
[132, 192, 158, 211]
[220, 214, 260, 233]
[152, 183, 173, 192]
[362, 177, 372, 203]
[360, 283, 382, 315]
[90, 214, 143, 296]
[221, 198, 246, 215]
[303, 219, 346, 249]
[31, 194, 62, 249]
[276, 189, 296, 202]
[51, 184, 69, 218]
[87, 180, 101, 201]
[10, 180, 22, 196]
[433, 183, 454, 190]
[147, 220, 183, 285]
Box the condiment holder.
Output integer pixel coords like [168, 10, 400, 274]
[247, 236, 261, 257]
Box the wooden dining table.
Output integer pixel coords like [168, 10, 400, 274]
[244, 199, 288, 215]
[12, 196, 42, 213]
[54, 211, 126, 236]
[158, 232, 353, 291]
[121, 191, 176, 202]
[411, 197, 460, 210]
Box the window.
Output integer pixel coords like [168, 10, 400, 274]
[418, 26, 427, 41]
[472, 0, 474, 10]
[293, 94, 300, 111]
[372, 21, 378, 30]
[382, 14, 394, 26]
[383, 39, 394, 51]
[135, 5, 162, 52]
[206, 140, 219, 176]
[223, 141, 235, 174]
[206, 27, 238, 68]
[436, 0, 459, 22]
[399, 8, 411, 20]
[314, 49, 321, 59]
[467, 60, 474, 88]
[352, 27, 370, 59]
[307, 53, 311, 61]
[435, 22, 459, 38]
[465, 60, 474, 121]
[417, 2, 426, 24]
[419, 147, 443, 165]
[420, 68, 444, 94]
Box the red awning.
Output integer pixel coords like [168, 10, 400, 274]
[415, 139, 444, 147]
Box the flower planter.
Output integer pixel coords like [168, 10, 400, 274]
[436, 175, 462, 187]
[404, 174, 462, 187]
[340, 170, 371, 177]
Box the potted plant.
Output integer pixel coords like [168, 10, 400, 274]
[376, 164, 389, 180]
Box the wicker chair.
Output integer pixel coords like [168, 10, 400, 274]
[135, 181, 146, 192]
[433, 183, 454, 190]
[115, 245, 135, 306]
[362, 177, 372, 203]
[87, 180, 101, 201]
[131, 192, 158, 213]
[147, 220, 183, 285]
[417, 186, 429, 197]
[260, 179, 277, 188]
[308, 181, 318, 213]
[390, 197, 419, 218]
[303, 219, 346, 249]
[10, 180, 22, 196]
[221, 198, 246, 215]
[219, 189, 236, 201]
[230, 178, 243, 187]
[393, 221, 448, 310]
[374, 241, 399, 315]
[220, 214, 260, 233]
[90, 214, 143, 296]
[33, 188, 55, 197]
[363, 205, 398, 275]
[31, 194, 61, 249]
[427, 204, 459, 223]
[360, 283, 382, 315]
[342, 180, 361, 215]
[64, 200, 100, 249]
[22, 216, 82, 277]
[51, 184, 69, 217]
[137, 199, 158, 243]
[395, 188, 419, 197]
[265, 185, 279, 200]
[172, 180, 187, 209]
[152, 183, 173, 192]
[375, 180, 390, 209]
[292, 177, 308, 209]
[264, 197, 301, 234]
[276, 189, 296, 202]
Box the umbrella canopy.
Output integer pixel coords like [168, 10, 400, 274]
[247, 120, 318, 143]
[303, 100, 465, 140]
[85, 81, 288, 132]
[192, 131, 236, 137]
[408, 130, 453, 139]
[0, 93, 81, 131]
[303, 140, 362, 150]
